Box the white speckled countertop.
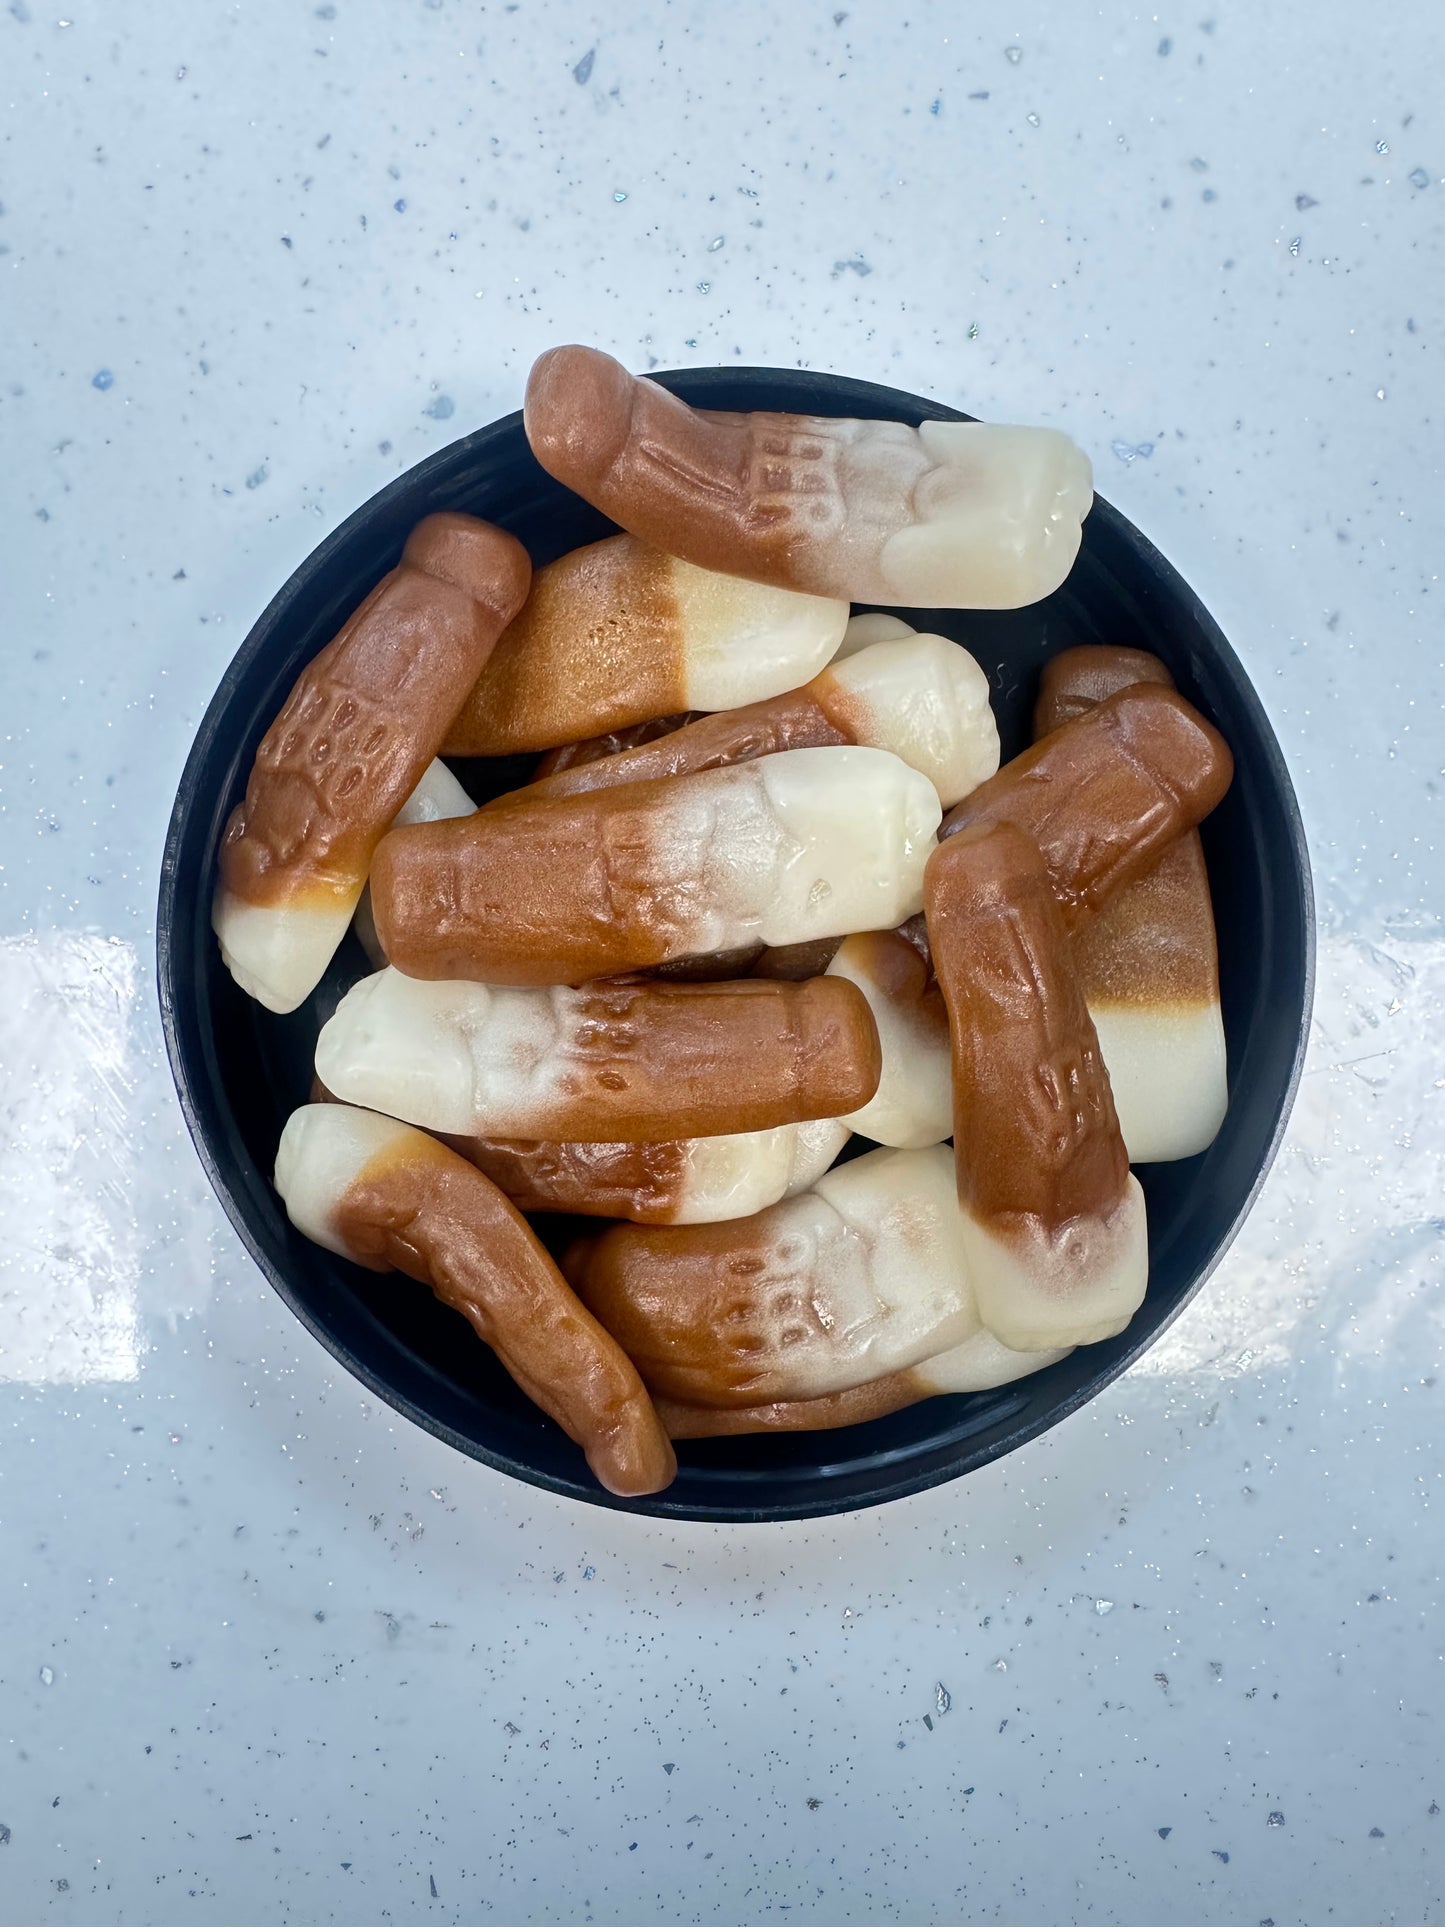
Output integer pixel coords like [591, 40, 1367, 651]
[2, 3, 1441, 1921]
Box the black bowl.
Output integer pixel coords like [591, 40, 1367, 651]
[158, 367, 1314, 1521]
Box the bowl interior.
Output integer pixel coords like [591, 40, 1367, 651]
[158, 368, 1314, 1521]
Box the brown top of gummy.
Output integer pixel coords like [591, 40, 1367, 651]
[1034, 645, 1174, 733]
[370, 763, 890, 987]
[534, 713, 701, 779]
[925, 822, 1128, 1233]
[939, 683, 1233, 930]
[1033, 646, 1220, 1006]
[448, 1135, 695, 1222]
[332, 1131, 675, 1496]
[443, 534, 688, 755]
[519, 684, 850, 803]
[525, 346, 842, 594]
[562, 1207, 838, 1407]
[219, 514, 529, 909]
[524, 975, 882, 1141]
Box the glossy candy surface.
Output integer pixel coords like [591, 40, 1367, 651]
[443, 530, 847, 754]
[524, 345, 1094, 608]
[213, 515, 529, 1012]
[567, 1144, 979, 1407]
[1034, 647, 1229, 1162]
[371, 745, 941, 985]
[519, 631, 998, 811]
[939, 683, 1234, 930]
[273, 1103, 675, 1496]
[316, 967, 881, 1142]
[450, 1116, 850, 1225]
[925, 823, 1148, 1351]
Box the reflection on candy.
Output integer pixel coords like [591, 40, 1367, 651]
[353, 758, 475, 970]
[442, 531, 847, 754]
[939, 683, 1233, 931]
[213, 514, 531, 1013]
[521, 632, 998, 811]
[272, 1103, 675, 1496]
[524, 346, 1094, 608]
[925, 823, 1148, 1351]
[659, 1330, 1072, 1438]
[566, 1145, 979, 1407]
[826, 930, 952, 1148]
[451, 1117, 850, 1225]
[315, 967, 881, 1142]
[370, 745, 942, 985]
[1033, 646, 1228, 1162]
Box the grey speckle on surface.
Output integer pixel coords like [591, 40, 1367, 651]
[2, 6, 1443, 1923]
[0, 1824, 10, 1847]
[1370, 1827, 1386, 1837]
[423, 395, 455, 420]
[1212, 1850, 1230, 1863]
[1408, 167, 1430, 188]
[1157, 1827, 1172, 1839]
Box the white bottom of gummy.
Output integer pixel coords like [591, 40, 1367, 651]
[1090, 1000, 1228, 1164]
[316, 970, 577, 1137]
[351, 760, 476, 971]
[273, 1103, 417, 1260]
[671, 1118, 850, 1224]
[744, 746, 941, 941]
[675, 560, 848, 709]
[915, 1328, 1073, 1393]
[213, 888, 360, 1016]
[826, 633, 999, 809]
[962, 1173, 1148, 1352]
[827, 937, 951, 1150]
[877, 422, 1094, 609]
